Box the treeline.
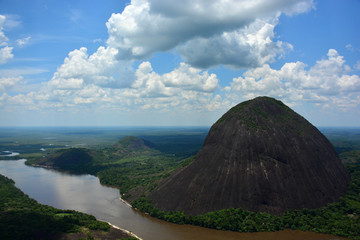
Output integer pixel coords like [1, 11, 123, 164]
[96, 155, 179, 197]
[21, 135, 360, 239]
[132, 162, 360, 240]
[25, 139, 187, 199]
[0, 174, 113, 240]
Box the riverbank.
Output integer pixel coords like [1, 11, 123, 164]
[26, 154, 360, 240]
[2, 158, 356, 240]
[59, 225, 135, 240]
[22, 159, 141, 239]
[120, 197, 133, 208]
[106, 221, 142, 240]
[0, 173, 137, 240]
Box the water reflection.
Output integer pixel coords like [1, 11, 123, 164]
[0, 151, 20, 157]
[0, 160, 347, 240]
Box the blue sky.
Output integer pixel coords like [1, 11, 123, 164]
[0, 0, 359, 127]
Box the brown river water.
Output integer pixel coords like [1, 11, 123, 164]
[0, 159, 348, 240]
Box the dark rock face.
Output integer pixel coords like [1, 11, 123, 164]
[149, 96, 349, 215]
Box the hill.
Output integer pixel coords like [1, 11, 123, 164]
[27, 136, 183, 200]
[149, 96, 350, 215]
[31, 136, 159, 169]
[110, 136, 159, 158]
[29, 147, 98, 174]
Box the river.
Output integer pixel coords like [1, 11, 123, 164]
[0, 151, 20, 157]
[0, 159, 347, 240]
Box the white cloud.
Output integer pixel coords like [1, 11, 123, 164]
[48, 46, 134, 89]
[0, 45, 133, 111]
[73, 85, 112, 105]
[227, 49, 360, 110]
[2, 0, 315, 115]
[7, 93, 34, 107]
[132, 62, 174, 97]
[0, 76, 23, 92]
[16, 36, 31, 47]
[120, 61, 226, 112]
[178, 16, 292, 68]
[206, 94, 230, 111]
[161, 63, 218, 92]
[106, 0, 313, 68]
[3, 48, 358, 125]
[131, 61, 219, 98]
[1, 14, 21, 30]
[0, 15, 14, 64]
[2, 59, 224, 113]
[36, 39, 222, 111]
[0, 15, 8, 43]
[0, 46, 13, 64]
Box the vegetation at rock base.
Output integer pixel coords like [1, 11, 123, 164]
[132, 159, 360, 239]
[0, 174, 133, 240]
[149, 97, 349, 216]
[1, 126, 360, 239]
[25, 136, 195, 201]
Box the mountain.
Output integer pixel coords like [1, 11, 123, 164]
[34, 148, 94, 169]
[111, 136, 159, 158]
[149, 96, 350, 215]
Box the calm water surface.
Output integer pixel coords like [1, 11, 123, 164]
[0, 160, 347, 240]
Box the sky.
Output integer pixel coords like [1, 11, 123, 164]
[0, 0, 359, 127]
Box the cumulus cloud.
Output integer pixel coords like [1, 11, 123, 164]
[2, 59, 224, 113]
[0, 15, 14, 64]
[227, 49, 360, 109]
[0, 76, 23, 92]
[11, 0, 357, 122]
[133, 62, 218, 93]
[48, 46, 134, 90]
[0, 46, 13, 64]
[178, 17, 293, 68]
[35, 36, 222, 111]
[106, 0, 313, 68]
[3, 48, 358, 121]
[129, 61, 219, 101]
[119, 61, 224, 111]
[2, 0, 316, 114]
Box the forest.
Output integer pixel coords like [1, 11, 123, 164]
[0, 174, 138, 240]
[1, 127, 360, 239]
[132, 161, 360, 239]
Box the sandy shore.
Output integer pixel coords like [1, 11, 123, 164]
[105, 221, 143, 240]
[119, 197, 133, 208]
